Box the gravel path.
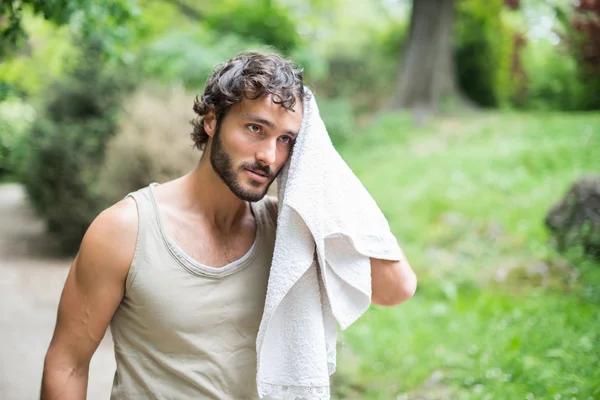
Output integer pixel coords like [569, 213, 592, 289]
[0, 183, 116, 399]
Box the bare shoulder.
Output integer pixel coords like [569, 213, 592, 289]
[75, 196, 139, 279]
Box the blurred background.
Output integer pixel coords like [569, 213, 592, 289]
[0, 0, 599, 399]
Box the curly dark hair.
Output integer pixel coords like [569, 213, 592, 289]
[190, 51, 307, 150]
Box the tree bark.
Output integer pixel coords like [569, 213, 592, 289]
[393, 0, 461, 112]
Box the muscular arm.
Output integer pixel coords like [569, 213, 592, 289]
[41, 198, 138, 400]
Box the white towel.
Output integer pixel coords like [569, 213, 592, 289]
[255, 88, 404, 400]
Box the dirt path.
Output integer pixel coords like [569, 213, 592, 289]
[0, 183, 115, 399]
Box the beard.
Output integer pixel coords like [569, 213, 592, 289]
[209, 124, 277, 202]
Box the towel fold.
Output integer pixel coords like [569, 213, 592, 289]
[255, 88, 403, 400]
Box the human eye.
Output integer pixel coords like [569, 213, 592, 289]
[279, 136, 294, 145]
[247, 124, 261, 133]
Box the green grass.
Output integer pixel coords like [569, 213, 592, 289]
[331, 111, 600, 399]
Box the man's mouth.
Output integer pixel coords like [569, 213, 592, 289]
[247, 168, 268, 177]
[245, 168, 269, 182]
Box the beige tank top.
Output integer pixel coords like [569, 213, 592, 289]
[109, 183, 277, 399]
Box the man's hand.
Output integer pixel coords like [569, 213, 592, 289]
[370, 250, 417, 306]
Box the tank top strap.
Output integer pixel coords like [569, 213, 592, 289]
[122, 182, 161, 291]
[251, 195, 278, 232]
[262, 195, 278, 225]
[125, 182, 161, 233]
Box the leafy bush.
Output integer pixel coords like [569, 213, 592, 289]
[317, 97, 356, 147]
[519, 39, 585, 111]
[1, 0, 142, 62]
[205, 0, 302, 54]
[0, 14, 75, 98]
[0, 99, 35, 178]
[571, 0, 600, 109]
[517, 1, 600, 111]
[137, 23, 328, 105]
[455, 0, 513, 107]
[138, 27, 267, 90]
[313, 20, 408, 113]
[22, 42, 134, 254]
[98, 85, 198, 205]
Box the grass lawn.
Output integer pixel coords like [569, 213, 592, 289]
[331, 110, 600, 400]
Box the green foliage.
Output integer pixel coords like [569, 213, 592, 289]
[511, 1, 597, 111]
[333, 110, 600, 398]
[0, 0, 71, 52]
[377, 19, 410, 58]
[22, 42, 134, 254]
[127, 0, 318, 91]
[138, 27, 267, 89]
[0, 99, 35, 178]
[1, 0, 142, 61]
[134, 0, 194, 43]
[311, 19, 408, 113]
[569, 0, 600, 110]
[301, 1, 408, 112]
[205, 0, 302, 53]
[520, 39, 585, 111]
[579, 75, 600, 111]
[455, 0, 514, 107]
[0, 15, 76, 99]
[317, 97, 356, 147]
[316, 51, 395, 110]
[137, 28, 329, 96]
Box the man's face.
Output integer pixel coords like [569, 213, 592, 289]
[209, 94, 303, 202]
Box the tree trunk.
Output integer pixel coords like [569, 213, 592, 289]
[393, 0, 460, 112]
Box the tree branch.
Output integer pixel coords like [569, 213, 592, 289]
[163, 0, 204, 20]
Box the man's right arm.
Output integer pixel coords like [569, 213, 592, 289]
[41, 198, 138, 400]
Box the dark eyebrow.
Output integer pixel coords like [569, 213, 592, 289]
[244, 113, 298, 137]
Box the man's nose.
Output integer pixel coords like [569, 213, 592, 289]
[256, 139, 277, 166]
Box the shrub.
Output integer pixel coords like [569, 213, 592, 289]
[317, 97, 356, 147]
[302, 8, 408, 113]
[0, 99, 35, 178]
[455, 0, 514, 107]
[518, 39, 584, 111]
[22, 42, 134, 254]
[571, 0, 600, 109]
[205, 0, 302, 54]
[138, 27, 266, 90]
[98, 85, 199, 205]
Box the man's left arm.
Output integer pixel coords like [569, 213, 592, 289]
[370, 249, 417, 307]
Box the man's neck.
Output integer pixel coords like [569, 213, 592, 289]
[161, 160, 250, 235]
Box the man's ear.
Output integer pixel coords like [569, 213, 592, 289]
[204, 110, 217, 137]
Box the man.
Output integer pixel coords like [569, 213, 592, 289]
[41, 51, 417, 399]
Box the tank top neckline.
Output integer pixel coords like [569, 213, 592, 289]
[147, 182, 263, 279]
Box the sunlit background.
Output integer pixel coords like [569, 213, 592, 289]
[1, 0, 599, 399]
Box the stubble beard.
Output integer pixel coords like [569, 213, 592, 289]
[209, 125, 275, 202]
